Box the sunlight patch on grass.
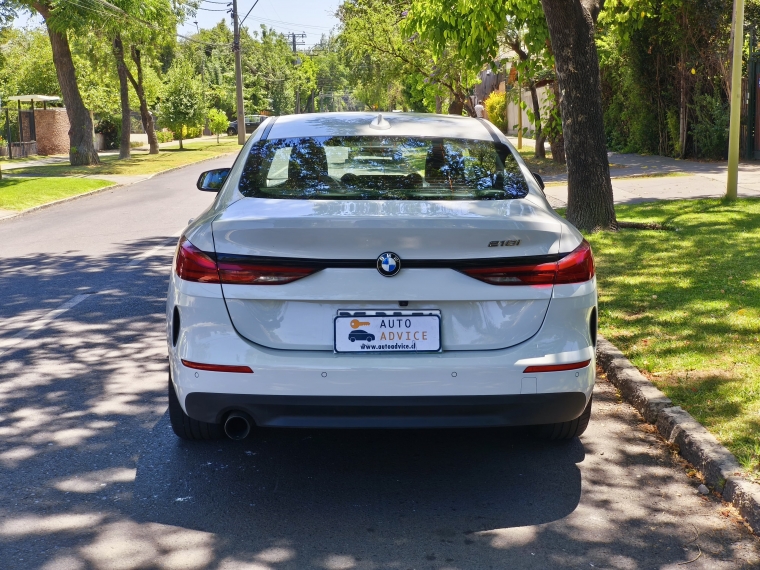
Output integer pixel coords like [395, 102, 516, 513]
[587, 198, 760, 475]
[0, 178, 114, 211]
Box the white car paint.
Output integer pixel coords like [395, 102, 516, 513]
[167, 112, 597, 432]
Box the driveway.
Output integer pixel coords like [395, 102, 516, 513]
[0, 157, 757, 569]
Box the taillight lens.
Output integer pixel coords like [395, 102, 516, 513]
[217, 261, 318, 285]
[555, 239, 595, 284]
[459, 239, 594, 286]
[175, 237, 318, 285]
[176, 238, 220, 283]
[524, 359, 591, 373]
[182, 359, 253, 373]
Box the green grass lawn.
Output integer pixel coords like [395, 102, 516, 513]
[0, 177, 114, 210]
[9, 137, 239, 178]
[586, 199, 760, 475]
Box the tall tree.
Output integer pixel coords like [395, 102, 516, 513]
[28, 1, 100, 165]
[158, 57, 204, 149]
[339, 0, 481, 115]
[407, 0, 616, 231]
[541, 0, 615, 230]
[113, 33, 132, 158]
[57, 0, 186, 156]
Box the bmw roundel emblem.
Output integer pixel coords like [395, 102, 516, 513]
[377, 252, 401, 277]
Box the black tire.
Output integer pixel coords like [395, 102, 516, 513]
[350, 337, 355, 342]
[168, 375, 224, 441]
[227, 128, 236, 136]
[538, 395, 593, 440]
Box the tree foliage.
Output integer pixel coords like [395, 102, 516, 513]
[599, 0, 735, 159]
[207, 107, 228, 143]
[157, 57, 204, 150]
[339, 0, 481, 114]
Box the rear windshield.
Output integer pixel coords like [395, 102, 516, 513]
[238, 136, 529, 200]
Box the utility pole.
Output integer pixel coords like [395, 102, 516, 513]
[194, 21, 210, 137]
[727, 0, 745, 199]
[232, 0, 246, 145]
[516, 72, 523, 150]
[287, 32, 306, 114]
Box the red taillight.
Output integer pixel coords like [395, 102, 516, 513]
[555, 239, 595, 284]
[181, 359, 253, 373]
[217, 261, 318, 285]
[523, 359, 591, 373]
[459, 239, 594, 286]
[175, 237, 318, 285]
[176, 238, 220, 283]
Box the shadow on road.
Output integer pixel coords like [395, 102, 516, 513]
[132, 421, 583, 546]
[0, 240, 757, 569]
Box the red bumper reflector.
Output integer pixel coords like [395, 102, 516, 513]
[523, 359, 591, 373]
[181, 360, 253, 373]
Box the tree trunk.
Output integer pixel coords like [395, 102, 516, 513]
[535, 132, 548, 159]
[549, 79, 566, 164]
[678, 12, 688, 159]
[540, 0, 616, 231]
[34, 2, 99, 166]
[113, 34, 131, 159]
[528, 82, 545, 159]
[435, 95, 442, 114]
[127, 46, 159, 155]
[178, 130, 183, 150]
[448, 97, 464, 115]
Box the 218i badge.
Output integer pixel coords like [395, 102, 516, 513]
[376, 252, 401, 277]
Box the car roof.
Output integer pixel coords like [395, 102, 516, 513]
[265, 112, 496, 141]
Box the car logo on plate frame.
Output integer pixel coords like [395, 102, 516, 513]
[377, 252, 401, 277]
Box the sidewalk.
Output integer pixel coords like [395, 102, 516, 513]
[506, 136, 760, 207]
[542, 154, 760, 208]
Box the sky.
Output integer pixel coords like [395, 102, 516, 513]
[14, 0, 342, 50]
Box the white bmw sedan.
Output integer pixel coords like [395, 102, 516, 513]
[167, 112, 597, 442]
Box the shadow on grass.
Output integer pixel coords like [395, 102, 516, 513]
[587, 198, 760, 471]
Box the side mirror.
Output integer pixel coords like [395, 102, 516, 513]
[531, 171, 545, 191]
[197, 168, 230, 192]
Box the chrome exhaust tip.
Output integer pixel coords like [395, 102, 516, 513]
[224, 411, 252, 440]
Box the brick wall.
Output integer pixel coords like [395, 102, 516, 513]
[19, 111, 33, 142]
[34, 108, 70, 156]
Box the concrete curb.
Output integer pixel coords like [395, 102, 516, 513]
[0, 150, 237, 224]
[596, 335, 760, 533]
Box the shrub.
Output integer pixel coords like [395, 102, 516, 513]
[691, 92, 729, 160]
[94, 116, 120, 149]
[171, 125, 202, 141]
[484, 92, 507, 133]
[183, 125, 203, 139]
[156, 130, 173, 143]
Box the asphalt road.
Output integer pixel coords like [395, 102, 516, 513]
[0, 158, 758, 569]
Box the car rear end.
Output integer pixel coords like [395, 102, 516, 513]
[167, 112, 597, 436]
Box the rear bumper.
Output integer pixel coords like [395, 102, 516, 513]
[185, 392, 588, 428]
[167, 274, 597, 428]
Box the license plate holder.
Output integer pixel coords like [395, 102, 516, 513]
[334, 310, 442, 353]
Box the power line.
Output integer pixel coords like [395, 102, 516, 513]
[198, 6, 230, 11]
[243, 15, 332, 31]
[239, 0, 261, 27]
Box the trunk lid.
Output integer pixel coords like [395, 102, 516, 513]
[212, 199, 562, 351]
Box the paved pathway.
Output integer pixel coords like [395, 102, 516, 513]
[0, 157, 757, 569]
[521, 151, 760, 208]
